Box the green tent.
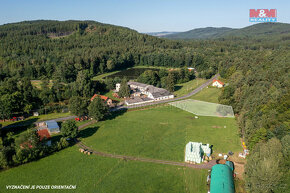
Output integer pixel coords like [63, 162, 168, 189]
[210, 164, 235, 193]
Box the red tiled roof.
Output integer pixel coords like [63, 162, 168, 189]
[91, 94, 109, 101]
[37, 129, 51, 141]
[213, 79, 224, 85]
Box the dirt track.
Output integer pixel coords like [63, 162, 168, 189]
[76, 140, 216, 169]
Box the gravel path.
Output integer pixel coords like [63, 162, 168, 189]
[77, 140, 216, 169]
[112, 74, 220, 111]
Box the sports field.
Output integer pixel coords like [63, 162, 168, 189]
[169, 99, 234, 117]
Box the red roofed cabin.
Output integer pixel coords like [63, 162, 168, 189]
[212, 79, 225, 88]
[91, 94, 114, 107]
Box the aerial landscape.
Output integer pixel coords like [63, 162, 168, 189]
[0, 1, 289, 193]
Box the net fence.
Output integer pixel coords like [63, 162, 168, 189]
[169, 99, 234, 118]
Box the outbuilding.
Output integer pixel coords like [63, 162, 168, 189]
[212, 79, 225, 88]
[37, 120, 60, 134]
[210, 164, 235, 193]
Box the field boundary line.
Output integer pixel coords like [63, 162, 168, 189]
[76, 140, 216, 170]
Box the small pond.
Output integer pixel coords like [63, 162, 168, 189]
[106, 68, 160, 80]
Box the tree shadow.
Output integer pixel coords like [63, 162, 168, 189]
[50, 134, 62, 144]
[79, 126, 100, 139]
[174, 85, 183, 92]
[107, 109, 127, 121]
[1, 118, 39, 135]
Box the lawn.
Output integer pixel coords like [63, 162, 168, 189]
[0, 105, 241, 193]
[190, 87, 222, 103]
[92, 66, 175, 81]
[80, 106, 242, 162]
[92, 70, 121, 81]
[174, 78, 207, 97]
[0, 146, 208, 193]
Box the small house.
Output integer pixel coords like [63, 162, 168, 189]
[33, 112, 39, 116]
[115, 83, 121, 92]
[91, 94, 114, 107]
[37, 120, 60, 134]
[212, 79, 224, 88]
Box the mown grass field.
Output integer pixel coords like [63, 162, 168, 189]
[190, 87, 222, 103]
[92, 66, 174, 81]
[80, 106, 241, 162]
[0, 104, 241, 193]
[0, 146, 208, 193]
[174, 78, 207, 97]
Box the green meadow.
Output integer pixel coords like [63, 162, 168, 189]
[80, 106, 241, 162]
[0, 99, 241, 193]
[0, 146, 207, 193]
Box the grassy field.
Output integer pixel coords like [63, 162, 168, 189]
[0, 146, 208, 193]
[92, 70, 121, 81]
[92, 66, 174, 81]
[174, 79, 207, 97]
[190, 87, 222, 103]
[80, 106, 242, 162]
[0, 104, 241, 193]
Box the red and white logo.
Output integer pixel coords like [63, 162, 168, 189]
[249, 9, 277, 22]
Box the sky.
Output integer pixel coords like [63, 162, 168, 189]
[0, 0, 289, 32]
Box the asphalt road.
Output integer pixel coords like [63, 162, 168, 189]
[3, 74, 219, 128]
[113, 74, 220, 111]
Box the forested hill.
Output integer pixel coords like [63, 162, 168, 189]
[0, 20, 194, 82]
[0, 20, 289, 191]
[163, 27, 233, 39]
[163, 22, 290, 40]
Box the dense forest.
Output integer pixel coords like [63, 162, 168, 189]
[0, 20, 289, 192]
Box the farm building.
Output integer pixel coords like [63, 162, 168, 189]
[37, 120, 60, 134]
[91, 94, 114, 107]
[123, 81, 174, 105]
[184, 142, 211, 164]
[210, 164, 235, 193]
[212, 79, 224, 88]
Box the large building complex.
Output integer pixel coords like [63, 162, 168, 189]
[120, 81, 174, 106]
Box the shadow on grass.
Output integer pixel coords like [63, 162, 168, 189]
[107, 109, 127, 121]
[1, 118, 39, 135]
[174, 85, 183, 92]
[79, 126, 100, 139]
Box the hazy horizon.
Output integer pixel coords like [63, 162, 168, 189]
[0, 0, 289, 33]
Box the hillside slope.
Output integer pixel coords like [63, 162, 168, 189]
[0, 20, 194, 82]
[164, 27, 233, 39]
[163, 22, 290, 40]
[221, 22, 290, 38]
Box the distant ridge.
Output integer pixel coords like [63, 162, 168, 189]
[145, 31, 179, 37]
[162, 22, 290, 39]
[163, 27, 233, 39]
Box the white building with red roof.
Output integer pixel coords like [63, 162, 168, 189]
[212, 79, 225, 88]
